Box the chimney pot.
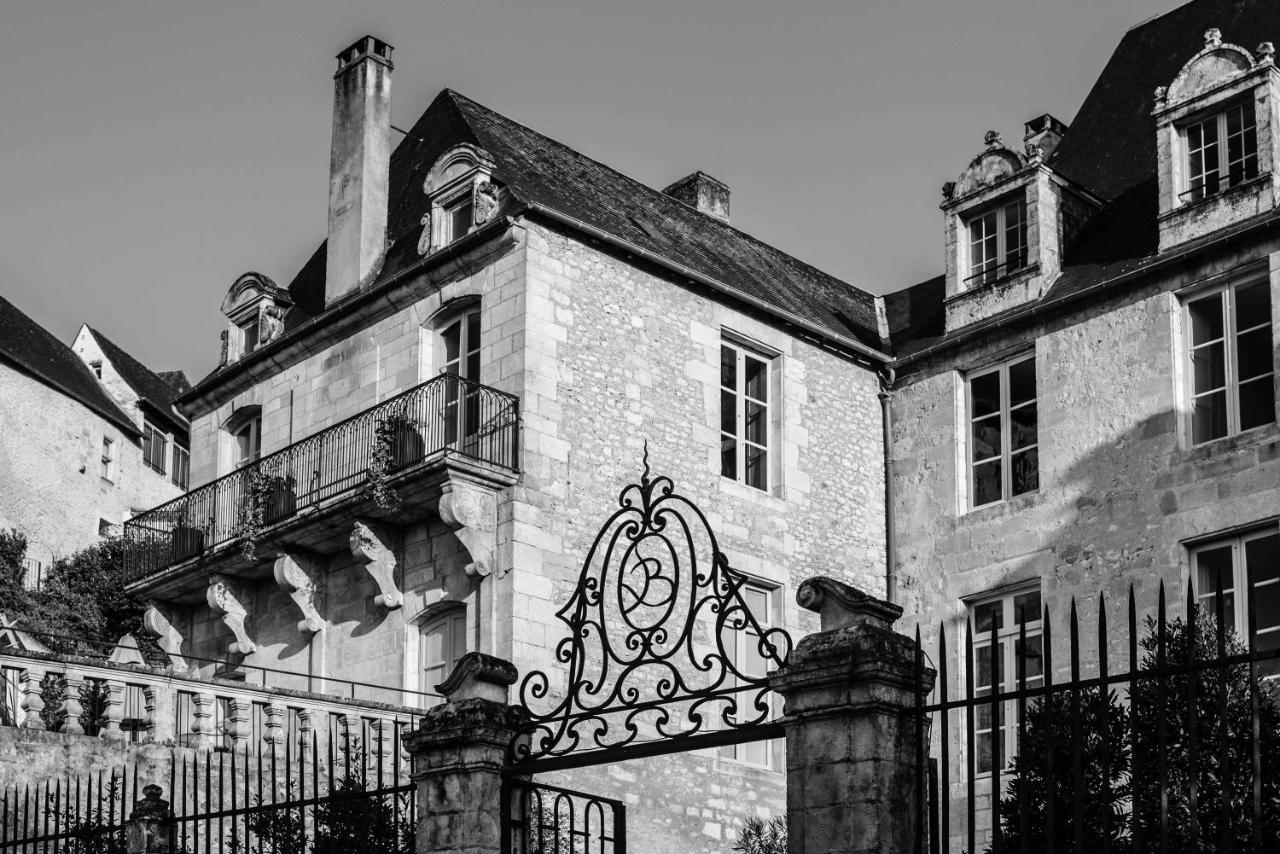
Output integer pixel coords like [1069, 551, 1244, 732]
[325, 35, 394, 306]
[1024, 113, 1068, 160]
[662, 171, 730, 223]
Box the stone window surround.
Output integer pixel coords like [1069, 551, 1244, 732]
[961, 192, 1030, 289]
[422, 145, 495, 255]
[1172, 263, 1276, 450]
[1178, 97, 1260, 202]
[1185, 519, 1280, 673]
[712, 325, 787, 503]
[402, 598, 472, 708]
[100, 435, 115, 482]
[222, 405, 263, 475]
[720, 334, 779, 494]
[417, 295, 483, 385]
[954, 346, 1039, 514]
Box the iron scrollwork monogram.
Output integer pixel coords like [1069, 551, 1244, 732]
[511, 455, 793, 764]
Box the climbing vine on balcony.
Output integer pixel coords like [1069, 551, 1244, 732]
[364, 416, 404, 513]
[238, 470, 278, 561]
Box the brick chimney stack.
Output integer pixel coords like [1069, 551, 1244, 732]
[326, 35, 393, 306]
[662, 172, 730, 223]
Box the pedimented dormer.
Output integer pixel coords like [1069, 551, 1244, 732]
[940, 120, 1100, 331]
[219, 272, 293, 365]
[416, 143, 507, 256]
[1155, 29, 1280, 251]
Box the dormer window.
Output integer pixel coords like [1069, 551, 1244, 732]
[219, 272, 291, 366]
[1182, 100, 1259, 203]
[443, 193, 474, 245]
[418, 144, 501, 255]
[965, 197, 1028, 287]
[239, 316, 260, 355]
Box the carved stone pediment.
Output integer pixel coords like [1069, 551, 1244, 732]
[273, 552, 325, 634]
[948, 132, 1027, 201]
[1163, 29, 1266, 108]
[351, 520, 404, 609]
[206, 575, 257, 656]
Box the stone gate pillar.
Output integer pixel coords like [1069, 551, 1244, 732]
[403, 652, 521, 854]
[769, 578, 936, 854]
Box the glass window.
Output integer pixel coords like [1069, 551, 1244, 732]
[968, 355, 1038, 508]
[121, 684, 147, 743]
[444, 195, 474, 244]
[966, 197, 1028, 286]
[720, 340, 773, 492]
[89, 361, 102, 379]
[100, 437, 115, 481]
[232, 415, 262, 468]
[172, 445, 190, 489]
[142, 422, 167, 475]
[240, 317, 260, 355]
[1183, 102, 1258, 203]
[1185, 278, 1274, 444]
[720, 581, 779, 767]
[439, 309, 482, 449]
[1193, 526, 1280, 678]
[420, 608, 469, 708]
[969, 587, 1044, 775]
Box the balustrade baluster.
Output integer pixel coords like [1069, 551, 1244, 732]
[19, 666, 45, 730]
[98, 678, 125, 741]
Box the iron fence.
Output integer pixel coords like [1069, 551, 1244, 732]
[0, 724, 414, 852]
[503, 779, 626, 854]
[914, 579, 1280, 854]
[124, 373, 519, 582]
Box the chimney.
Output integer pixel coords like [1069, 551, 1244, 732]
[326, 35, 393, 305]
[662, 172, 730, 223]
[1024, 113, 1068, 160]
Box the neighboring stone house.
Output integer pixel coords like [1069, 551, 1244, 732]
[0, 296, 190, 576]
[118, 37, 891, 850]
[882, 0, 1280, 846]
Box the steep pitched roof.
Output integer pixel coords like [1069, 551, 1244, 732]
[86, 327, 190, 437]
[0, 295, 137, 435]
[279, 89, 882, 352]
[886, 0, 1280, 359]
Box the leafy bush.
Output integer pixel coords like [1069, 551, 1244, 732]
[734, 817, 787, 854]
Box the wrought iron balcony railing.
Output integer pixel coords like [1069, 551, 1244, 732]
[123, 373, 519, 582]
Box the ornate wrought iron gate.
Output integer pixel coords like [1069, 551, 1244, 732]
[503, 453, 794, 851]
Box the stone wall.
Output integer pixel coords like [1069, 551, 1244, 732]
[0, 367, 180, 569]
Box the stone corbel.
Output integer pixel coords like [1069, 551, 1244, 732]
[142, 600, 188, 671]
[273, 552, 325, 634]
[207, 574, 258, 655]
[350, 520, 403, 609]
[438, 479, 498, 579]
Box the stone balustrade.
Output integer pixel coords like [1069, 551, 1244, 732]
[0, 646, 421, 756]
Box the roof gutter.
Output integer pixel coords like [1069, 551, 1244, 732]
[895, 208, 1280, 369]
[520, 201, 892, 365]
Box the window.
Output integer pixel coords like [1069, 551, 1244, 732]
[98, 518, 113, 537]
[1185, 278, 1274, 444]
[966, 197, 1028, 286]
[233, 415, 262, 468]
[89, 360, 102, 379]
[100, 437, 115, 481]
[1183, 101, 1259, 204]
[420, 607, 468, 707]
[443, 194, 474, 244]
[172, 445, 190, 489]
[970, 587, 1044, 775]
[968, 355, 1038, 508]
[720, 581, 778, 767]
[720, 341, 772, 492]
[439, 309, 482, 448]
[121, 684, 147, 743]
[142, 422, 167, 475]
[1193, 526, 1280, 678]
[240, 316, 260, 355]
[1, 667, 21, 728]
[214, 697, 232, 751]
[174, 691, 195, 746]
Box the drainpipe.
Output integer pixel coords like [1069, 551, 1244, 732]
[879, 367, 897, 604]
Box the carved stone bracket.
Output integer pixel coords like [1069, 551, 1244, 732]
[350, 520, 403, 609]
[207, 575, 258, 655]
[273, 552, 325, 634]
[795, 577, 905, 633]
[142, 600, 188, 671]
[439, 479, 498, 578]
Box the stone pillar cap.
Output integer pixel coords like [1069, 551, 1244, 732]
[437, 652, 518, 704]
[796, 577, 904, 632]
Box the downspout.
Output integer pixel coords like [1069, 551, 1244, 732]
[879, 366, 897, 604]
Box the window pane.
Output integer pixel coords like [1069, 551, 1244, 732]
[974, 602, 1003, 634]
[720, 345, 736, 388]
[1247, 535, 1280, 635]
[1009, 359, 1035, 406]
[1189, 294, 1225, 345]
[1237, 327, 1273, 382]
[745, 445, 767, 490]
[1236, 282, 1271, 330]
[1011, 448, 1039, 496]
[744, 356, 768, 401]
[974, 459, 1002, 506]
[450, 199, 473, 238]
[740, 739, 769, 766]
[720, 390, 737, 435]
[1197, 544, 1236, 629]
[1239, 378, 1276, 431]
[467, 311, 481, 350]
[745, 401, 767, 446]
[1016, 635, 1044, 682]
[1010, 403, 1037, 451]
[1013, 592, 1042, 625]
[1192, 342, 1226, 393]
[1192, 390, 1229, 443]
[721, 436, 737, 479]
[443, 321, 460, 365]
[971, 372, 1001, 418]
[972, 416, 1001, 463]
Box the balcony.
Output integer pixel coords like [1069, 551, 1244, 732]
[124, 374, 519, 593]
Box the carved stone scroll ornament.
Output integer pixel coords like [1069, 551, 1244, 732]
[473, 181, 500, 225]
[260, 305, 287, 346]
[438, 481, 497, 578]
[141, 600, 188, 671]
[273, 552, 325, 634]
[350, 520, 404, 609]
[417, 211, 431, 256]
[206, 575, 258, 656]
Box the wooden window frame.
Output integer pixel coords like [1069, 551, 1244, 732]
[967, 585, 1044, 777]
[966, 354, 1039, 509]
[1191, 523, 1280, 678]
[720, 339, 774, 493]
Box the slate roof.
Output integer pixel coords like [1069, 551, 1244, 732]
[276, 90, 883, 352]
[87, 327, 190, 438]
[0, 295, 137, 435]
[885, 0, 1280, 360]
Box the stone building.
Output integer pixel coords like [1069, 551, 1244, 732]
[116, 36, 891, 850]
[0, 295, 189, 577]
[882, 0, 1280, 846]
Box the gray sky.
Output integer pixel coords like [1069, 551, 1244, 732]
[0, 0, 1177, 380]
